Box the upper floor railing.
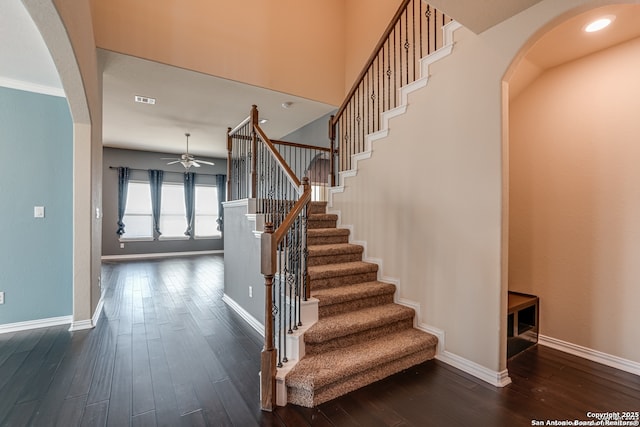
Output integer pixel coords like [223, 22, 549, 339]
[227, 106, 334, 206]
[330, 0, 452, 172]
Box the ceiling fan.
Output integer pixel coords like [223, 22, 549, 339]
[162, 133, 214, 169]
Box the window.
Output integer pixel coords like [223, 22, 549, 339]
[160, 183, 187, 238]
[121, 178, 220, 240]
[122, 182, 153, 239]
[195, 185, 220, 238]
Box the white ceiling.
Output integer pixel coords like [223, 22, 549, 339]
[99, 50, 336, 158]
[0, 0, 62, 94]
[3, 0, 640, 157]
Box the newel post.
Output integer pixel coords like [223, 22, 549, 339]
[226, 127, 232, 201]
[260, 222, 276, 411]
[328, 115, 336, 187]
[250, 105, 259, 199]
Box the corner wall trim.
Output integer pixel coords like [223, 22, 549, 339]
[69, 319, 94, 332]
[101, 250, 223, 261]
[0, 315, 73, 335]
[222, 294, 265, 337]
[539, 335, 640, 377]
[437, 350, 512, 387]
[92, 295, 105, 327]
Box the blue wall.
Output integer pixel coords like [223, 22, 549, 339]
[0, 86, 73, 325]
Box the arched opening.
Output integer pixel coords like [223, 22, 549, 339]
[20, 0, 102, 330]
[503, 3, 640, 368]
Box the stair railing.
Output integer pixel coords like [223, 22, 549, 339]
[271, 139, 332, 202]
[329, 0, 452, 172]
[228, 105, 311, 411]
[228, 106, 333, 204]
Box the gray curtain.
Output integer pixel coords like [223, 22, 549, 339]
[183, 172, 195, 237]
[148, 169, 163, 239]
[116, 167, 130, 235]
[216, 174, 226, 232]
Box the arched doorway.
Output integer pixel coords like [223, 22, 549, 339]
[503, 3, 640, 369]
[22, 0, 103, 330]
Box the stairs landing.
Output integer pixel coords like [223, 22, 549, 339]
[284, 201, 437, 407]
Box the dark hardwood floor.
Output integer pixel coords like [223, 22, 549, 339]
[0, 255, 638, 426]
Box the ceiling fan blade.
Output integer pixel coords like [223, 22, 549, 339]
[166, 160, 181, 165]
[194, 159, 215, 166]
[191, 161, 201, 167]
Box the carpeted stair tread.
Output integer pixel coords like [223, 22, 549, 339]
[307, 228, 350, 245]
[308, 243, 363, 256]
[307, 228, 350, 238]
[308, 213, 339, 221]
[308, 261, 377, 280]
[308, 243, 364, 266]
[304, 303, 414, 344]
[312, 281, 395, 307]
[309, 202, 328, 215]
[308, 214, 339, 229]
[286, 328, 437, 392]
[307, 243, 364, 261]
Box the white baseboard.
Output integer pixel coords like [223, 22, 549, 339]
[0, 315, 73, 334]
[222, 294, 265, 337]
[539, 335, 640, 377]
[101, 250, 223, 261]
[413, 321, 511, 387]
[68, 319, 94, 332]
[437, 350, 512, 387]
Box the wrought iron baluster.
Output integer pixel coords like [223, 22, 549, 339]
[276, 238, 283, 368]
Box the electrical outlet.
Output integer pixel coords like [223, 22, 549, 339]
[0, 292, 4, 305]
[120, 243, 125, 249]
[249, 286, 253, 298]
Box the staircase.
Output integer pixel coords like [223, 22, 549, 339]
[285, 201, 438, 407]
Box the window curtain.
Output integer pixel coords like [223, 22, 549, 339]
[183, 172, 196, 237]
[116, 167, 130, 235]
[148, 169, 164, 239]
[216, 174, 226, 232]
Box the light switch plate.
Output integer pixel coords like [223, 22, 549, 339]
[34, 206, 45, 218]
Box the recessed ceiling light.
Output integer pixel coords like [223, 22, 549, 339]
[259, 118, 269, 124]
[281, 102, 293, 109]
[134, 95, 156, 105]
[584, 15, 615, 33]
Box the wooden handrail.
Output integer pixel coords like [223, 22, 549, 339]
[229, 115, 251, 137]
[271, 139, 332, 152]
[254, 124, 302, 192]
[332, 0, 411, 124]
[261, 182, 311, 275]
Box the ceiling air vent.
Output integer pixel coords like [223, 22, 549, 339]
[134, 95, 156, 105]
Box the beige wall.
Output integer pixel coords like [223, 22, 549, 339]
[331, 0, 620, 374]
[509, 36, 640, 363]
[90, 0, 346, 106]
[54, 0, 104, 322]
[343, 0, 404, 94]
[90, 0, 405, 106]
